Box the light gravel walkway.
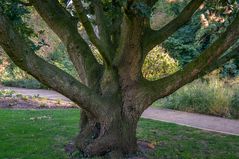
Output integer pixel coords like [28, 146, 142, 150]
[1, 86, 239, 136]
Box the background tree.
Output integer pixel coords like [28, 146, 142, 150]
[0, 0, 239, 158]
[158, 0, 239, 77]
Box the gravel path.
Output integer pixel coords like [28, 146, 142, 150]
[1, 86, 239, 136]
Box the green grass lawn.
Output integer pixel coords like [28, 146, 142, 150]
[0, 109, 239, 159]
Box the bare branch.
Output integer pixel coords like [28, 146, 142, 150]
[143, 0, 204, 54]
[141, 12, 239, 109]
[111, 3, 122, 49]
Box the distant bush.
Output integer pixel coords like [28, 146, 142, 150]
[154, 78, 239, 119]
[48, 43, 78, 78]
[2, 79, 46, 89]
[0, 43, 78, 89]
[230, 89, 239, 118]
[142, 46, 179, 80]
[0, 56, 47, 89]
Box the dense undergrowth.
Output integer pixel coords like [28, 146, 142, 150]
[154, 78, 239, 119]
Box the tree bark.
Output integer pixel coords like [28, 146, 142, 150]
[74, 102, 141, 158]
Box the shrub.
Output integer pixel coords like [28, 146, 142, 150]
[154, 79, 238, 118]
[142, 46, 179, 80]
[2, 79, 46, 89]
[230, 89, 239, 118]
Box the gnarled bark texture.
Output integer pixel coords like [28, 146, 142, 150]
[1, 0, 239, 158]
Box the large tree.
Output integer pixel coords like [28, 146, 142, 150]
[0, 0, 239, 158]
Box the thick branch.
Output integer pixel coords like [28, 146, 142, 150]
[93, 0, 114, 59]
[0, 11, 109, 116]
[72, 0, 112, 66]
[30, 0, 102, 87]
[111, 15, 122, 50]
[72, 0, 98, 42]
[115, 14, 145, 81]
[141, 12, 239, 109]
[200, 45, 239, 76]
[143, 0, 204, 54]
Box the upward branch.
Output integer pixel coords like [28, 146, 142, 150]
[30, 0, 102, 87]
[141, 12, 239, 109]
[93, 0, 114, 59]
[72, 0, 112, 66]
[143, 0, 204, 54]
[200, 46, 239, 76]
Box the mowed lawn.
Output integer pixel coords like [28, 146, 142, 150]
[0, 109, 239, 159]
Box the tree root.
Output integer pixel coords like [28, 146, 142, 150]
[83, 134, 117, 157]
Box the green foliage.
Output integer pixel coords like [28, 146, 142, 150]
[154, 78, 239, 119]
[161, 11, 206, 66]
[131, 2, 151, 17]
[231, 88, 239, 118]
[142, 46, 179, 80]
[221, 59, 239, 77]
[0, 0, 45, 51]
[2, 79, 46, 89]
[152, 0, 239, 77]
[0, 0, 32, 35]
[48, 43, 78, 78]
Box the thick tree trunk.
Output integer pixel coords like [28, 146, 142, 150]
[72, 17, 149, 157]
[74, 103, 141, 158]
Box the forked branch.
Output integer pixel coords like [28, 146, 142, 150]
[141, 12, 239, 108]
[72, 0, 112, 65]
[93, 0, 114, 59]
[143, 0, 204, 54]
